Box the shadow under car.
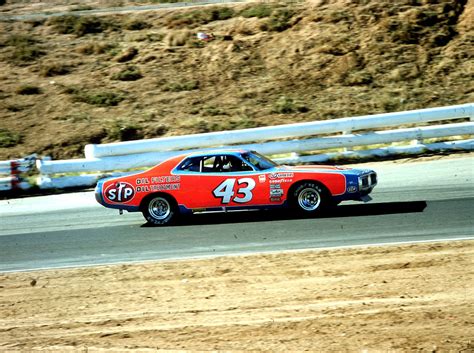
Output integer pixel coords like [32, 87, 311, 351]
[141, 201, 428, 227]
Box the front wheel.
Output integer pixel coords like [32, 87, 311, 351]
[141, 194, 178, 226]
[291, 182, 328, 215]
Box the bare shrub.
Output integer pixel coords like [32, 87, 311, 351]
[47, 15, 115, 37]
[16, 85, 42, 95]
[0, 129, 21, 148]
[76, 42, 117, 55]
[111, 66, 143, 81]
[40, 62, 71, 77]
[115, 47, 138, 62]
[165, 30, 192, 46]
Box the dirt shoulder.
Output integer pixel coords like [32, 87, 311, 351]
[1, 240, 473, 351]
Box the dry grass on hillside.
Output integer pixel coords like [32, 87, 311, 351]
[0, 0, 472, 160]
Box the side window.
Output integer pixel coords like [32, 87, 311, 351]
[202, 156, 217, 172]
[178, 157, 202, 172]
[221, 155, 253, 172]
[178, 155, 255, 173]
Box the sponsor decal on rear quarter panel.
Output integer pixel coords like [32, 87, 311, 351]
[104, 182, 135, 203]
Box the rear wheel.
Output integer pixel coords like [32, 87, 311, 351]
[141, 194, 178, 225]
[291, 182, 328, 215]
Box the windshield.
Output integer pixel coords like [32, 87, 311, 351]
[242, 151, 277, 171]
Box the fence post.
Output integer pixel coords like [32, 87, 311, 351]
[0, 155, 36, 192]
[342, 129, 352, 152]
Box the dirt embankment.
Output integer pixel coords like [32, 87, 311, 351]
[0, 240, 473, 351]
[0, 0, 473, 159]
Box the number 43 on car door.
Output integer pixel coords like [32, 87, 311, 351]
[213, 178, 256, 204]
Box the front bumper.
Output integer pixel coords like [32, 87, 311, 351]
[333, 170, 377, 203]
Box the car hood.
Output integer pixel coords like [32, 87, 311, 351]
[276, 165, 374, 176]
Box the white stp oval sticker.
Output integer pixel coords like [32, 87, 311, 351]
[104, 182, 136, 203]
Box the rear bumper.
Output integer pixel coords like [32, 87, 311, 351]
[94, 180, 140, 212]
[94, 181, 104, 205]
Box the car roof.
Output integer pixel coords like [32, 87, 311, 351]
[184, 149, 250, 158]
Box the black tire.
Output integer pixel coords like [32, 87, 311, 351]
[290, 182, 328, 215]
[141, 194, 178, 226]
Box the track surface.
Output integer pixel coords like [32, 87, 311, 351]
[1, 156, 473, 272]
[0, 0, 242, 20]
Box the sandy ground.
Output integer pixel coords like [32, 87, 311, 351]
[0, 240, 473, 351]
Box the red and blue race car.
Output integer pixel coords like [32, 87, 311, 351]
[95, 149, 377, 225]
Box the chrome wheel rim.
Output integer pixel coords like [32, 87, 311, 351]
[148, 197, 171, 220]
[297, 187, 321, 211]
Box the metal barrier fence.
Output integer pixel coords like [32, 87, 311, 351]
[33, 103, 473, 189]
[1, 104, 473, 191]
[0, 155, 36, 191]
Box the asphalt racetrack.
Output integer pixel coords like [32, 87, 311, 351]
[1, 155, 473, 272]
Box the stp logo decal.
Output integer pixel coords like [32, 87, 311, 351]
[104, 182, 135, 203]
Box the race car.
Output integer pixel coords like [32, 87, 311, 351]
[95, 149, 377, 225]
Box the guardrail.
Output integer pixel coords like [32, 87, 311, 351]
[39, 121, 474, 174]
[0, 155, 36, 192]
[1, 104, 472, 192]
[85, 103, 473, 159]
[273, 139, 474, 164]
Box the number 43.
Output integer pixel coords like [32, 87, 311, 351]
[213, 178, 256, 204]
